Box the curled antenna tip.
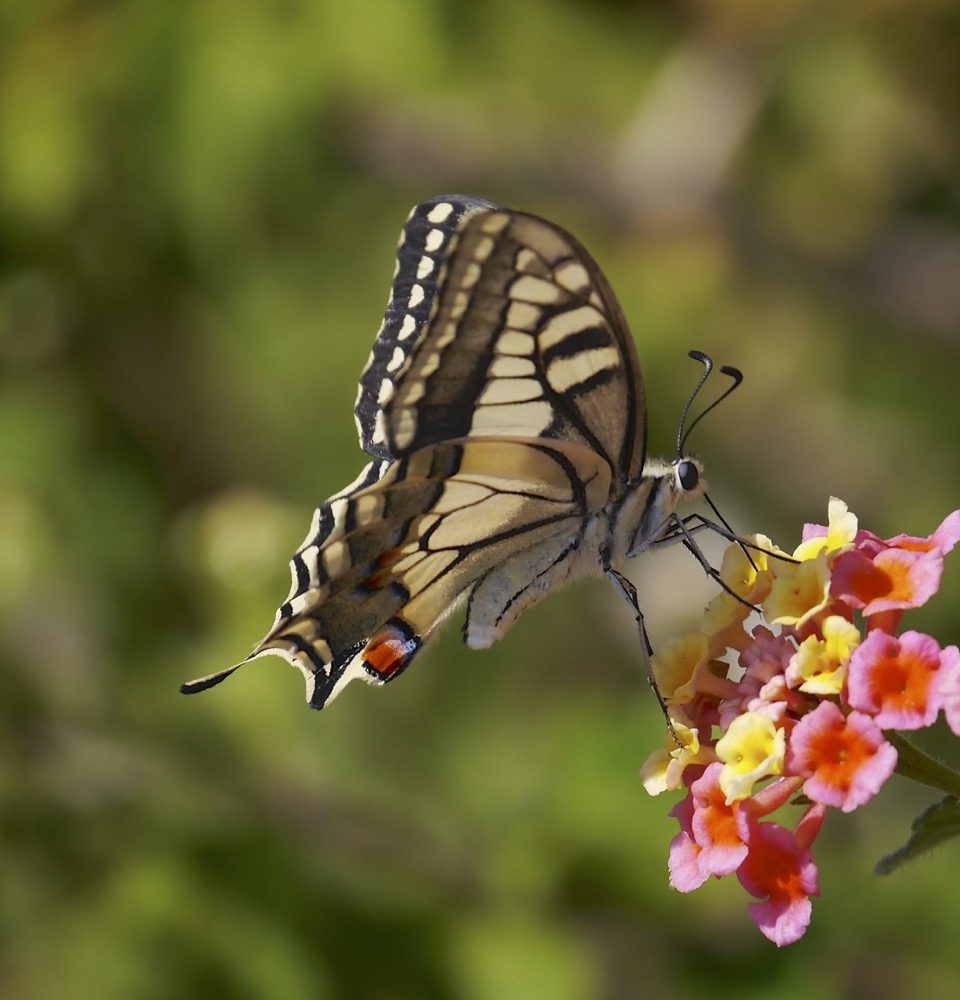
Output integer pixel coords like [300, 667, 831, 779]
[676, 352, 715, 455]
[677, 354, 743, 454]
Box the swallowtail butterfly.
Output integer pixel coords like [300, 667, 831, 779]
[182, 195, 730, 709]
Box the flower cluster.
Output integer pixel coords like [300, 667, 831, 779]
[640, 499, 960, 945]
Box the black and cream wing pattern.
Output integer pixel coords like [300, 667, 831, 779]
[182, 195, 706, 708]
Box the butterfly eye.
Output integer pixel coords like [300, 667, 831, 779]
[677, 460, 699, 493]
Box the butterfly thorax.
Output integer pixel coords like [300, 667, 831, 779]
[605, 455, 707, 569]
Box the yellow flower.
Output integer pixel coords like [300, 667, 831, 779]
[651, 632, 711, 704]
[716, 711, 785, 803]
[792, 497, 858, 561]
[640, 710, 716, 795]
[788, 614, 861, 695]
[701, 536, 787, 664]
[763, 552, 831, 627]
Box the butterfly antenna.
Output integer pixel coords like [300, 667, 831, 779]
[675, 351, 713, 457]
[678, 354, 743, 455]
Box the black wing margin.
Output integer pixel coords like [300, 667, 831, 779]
[355, 195, 500, 459]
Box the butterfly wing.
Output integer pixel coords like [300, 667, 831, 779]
[356, 195, 647, 481]
[184, 438, 611, 707]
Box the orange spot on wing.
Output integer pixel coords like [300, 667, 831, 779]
[363, 624, 419, 680]
[361, 549, 400, 591]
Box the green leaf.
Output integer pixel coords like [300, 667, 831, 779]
[875, 796, 960, 876]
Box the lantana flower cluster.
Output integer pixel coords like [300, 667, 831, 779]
[641, 499, 960, 946]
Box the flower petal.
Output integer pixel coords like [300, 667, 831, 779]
[717, 712, 785, 802]
[938, 645, 960, 737]
[736, 819, 818, 946]
[786, 702, 897, 812]
[847, 629, 946, 729]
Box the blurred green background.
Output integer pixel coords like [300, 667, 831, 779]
[3, 1, 960, 997]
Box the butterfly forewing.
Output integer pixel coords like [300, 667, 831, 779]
[356, 196, 647, 481]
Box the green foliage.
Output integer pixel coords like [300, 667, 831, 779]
[2, 1, 960, 997]
[876, 795, 960, 876]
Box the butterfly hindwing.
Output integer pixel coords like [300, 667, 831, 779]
[246, 438, 611, 707]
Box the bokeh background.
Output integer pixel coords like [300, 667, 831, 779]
[3, 1, 960, 997]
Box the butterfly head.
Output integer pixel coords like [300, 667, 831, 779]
[627, 351, 743, 557]
[615, 351, 743, 563]
[651, 453, 708, 506]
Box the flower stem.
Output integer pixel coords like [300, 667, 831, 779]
[888, 732, 960, 797]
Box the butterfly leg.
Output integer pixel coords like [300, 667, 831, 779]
[653, 514, 758, 612]
[605, 567, 679, 741]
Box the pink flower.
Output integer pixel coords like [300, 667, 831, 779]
[739, 626, 796, 685]
[939, 646, 960, 737]
[735, 818, 819, 947]
[689, 763, 750, 876]
[890, 510, 960, 557]
[785, 702, 897, 812]
[668, 764, 751, 890]
[830, 510, 960, 618]
[667, 788, 710, 892]
[718, 627, 795, 728]
[847, 630, 947, 729]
